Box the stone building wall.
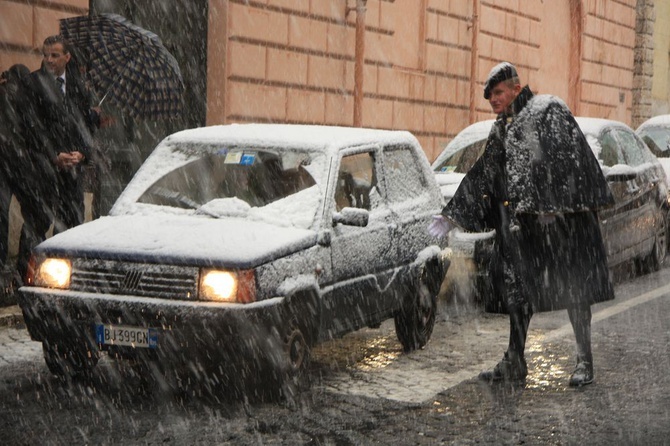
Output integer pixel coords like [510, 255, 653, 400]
[650, 0, 670, 116]
[579, 0, 638, 122]
[209, 0, 644, 159]
[0, 0, 655, 158]
[633, 0, 655, 129]
[0, 0, 88, 71]
[207, 0, 476, 160]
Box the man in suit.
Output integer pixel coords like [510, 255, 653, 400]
[30, 35, 99, 233]
[1, 64, 56, 283]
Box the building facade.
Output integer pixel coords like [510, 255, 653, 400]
[0, 0, 660, 159]
[650, 0, 670, 117]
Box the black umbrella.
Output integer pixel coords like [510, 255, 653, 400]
[60, 13, 184, 119]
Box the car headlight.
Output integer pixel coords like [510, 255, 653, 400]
[199, 269, 256, 303]
[34, 258, 72, 289]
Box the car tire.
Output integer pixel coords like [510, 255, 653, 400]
[284, 324, 310, 375]
[264, 321, 311, 403]
[394, 266, 438, 352]
[281, 293, 316, 378]
[42, 342, 98, 380]
[637, 212, 668, 274]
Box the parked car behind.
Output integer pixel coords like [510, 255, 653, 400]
[433, 118, 669, 312]
[637, 114, 670, 183]
[18, 124, 450, 394]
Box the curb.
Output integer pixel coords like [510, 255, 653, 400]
[0, 305, 24, 328]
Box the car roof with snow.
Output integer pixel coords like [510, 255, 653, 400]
[163, 123, 420, 154]
[431, 119, 494, 170]
[574, 117, 631, 136]
[636, 114, 670, 132]
[435, 117, 633, 152]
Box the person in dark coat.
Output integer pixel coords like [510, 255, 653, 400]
[30, 35, 98, 233]
[0, 64, 56, 281]
[429, 62, 615, 387]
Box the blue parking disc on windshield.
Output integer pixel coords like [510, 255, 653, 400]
[240, 154, 256, 165]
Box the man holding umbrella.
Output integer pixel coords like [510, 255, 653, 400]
[29, 35, 100, 233]
[429, 62, 615, 387]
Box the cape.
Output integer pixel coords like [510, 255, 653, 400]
[443, 87, 616, 312]
[444, 87, 614, 231]
[504, 94, 614, 214]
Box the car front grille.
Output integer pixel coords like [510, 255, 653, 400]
[70, 259, 199, 300]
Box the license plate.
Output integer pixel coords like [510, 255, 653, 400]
[96, 324, 158, 349]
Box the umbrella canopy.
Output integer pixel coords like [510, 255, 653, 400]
[60, 13, 184, 119]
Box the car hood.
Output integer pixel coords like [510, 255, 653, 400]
[656, 158, 670, 187]
[434, 172, 465, 201]
[35, 215, 318, 268]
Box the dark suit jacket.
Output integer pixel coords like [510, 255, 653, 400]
[29, 65, 95, 167]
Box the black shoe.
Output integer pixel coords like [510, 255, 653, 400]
[479, 352, 527, 382]
[569, 361, 593, 387]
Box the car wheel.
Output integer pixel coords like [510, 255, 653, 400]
[394, 267, 438, 352]
[637, 213, 668, 274]
[285, 325, 309, 374]
[265, 322, 312, 403]
[42, 342, 98, 380]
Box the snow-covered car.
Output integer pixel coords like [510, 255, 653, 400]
[433, 119, 495, 202]
[636, 114, 670, 184]
[433, 118, 669, 312]
[17, 124, 449, 391]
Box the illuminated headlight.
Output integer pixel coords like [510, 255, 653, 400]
[199, 269, 256, 303]
[34, 258, 72, 289]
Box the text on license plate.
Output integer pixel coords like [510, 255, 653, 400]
[96, 324, 158, 349]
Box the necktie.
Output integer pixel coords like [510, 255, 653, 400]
[56, 77, 65, 95]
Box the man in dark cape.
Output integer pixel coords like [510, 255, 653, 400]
[430, 62, 614, 386]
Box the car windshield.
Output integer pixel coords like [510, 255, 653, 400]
[638, 127, 670, 157]
[433, 139, 487, 173]
[116, 143, 327, 230]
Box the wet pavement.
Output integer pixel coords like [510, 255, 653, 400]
[1, 265, 670, 444]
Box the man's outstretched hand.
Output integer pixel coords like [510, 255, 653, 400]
[427, 215, 453, 238]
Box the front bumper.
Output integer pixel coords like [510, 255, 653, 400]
[17, 287, 290, 373]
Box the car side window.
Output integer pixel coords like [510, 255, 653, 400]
[615, 128, 656, 166]
[335, 151, 379, 212]
[639, 128, 670, 157]
[382, 145, 426, 203]
[599, 130, 624, 167]
[436, 140, 486, 173]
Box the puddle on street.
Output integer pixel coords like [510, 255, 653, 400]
[311, 328, 401, 373]
[354, 336, 401, 371]
[525, 336, 571, 391]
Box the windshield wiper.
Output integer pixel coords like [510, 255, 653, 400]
[144, 186, 200, 209]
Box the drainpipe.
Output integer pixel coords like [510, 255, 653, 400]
[469, 0, 480, 123]
[348, 0, 367, 127]
[568, 0, 583, 115]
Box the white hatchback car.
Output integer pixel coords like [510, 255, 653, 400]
[18, 124, 449, 393]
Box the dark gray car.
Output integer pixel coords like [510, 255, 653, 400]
[433, 118, 669, 312]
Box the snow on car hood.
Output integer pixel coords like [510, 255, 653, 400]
[656, 158, 670, 186]
[35, 215, 317, 268]
[434, 172, 466, 202]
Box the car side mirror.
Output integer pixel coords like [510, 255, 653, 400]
[332, 207, 369, 227]
[604, 165, 637, 182]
